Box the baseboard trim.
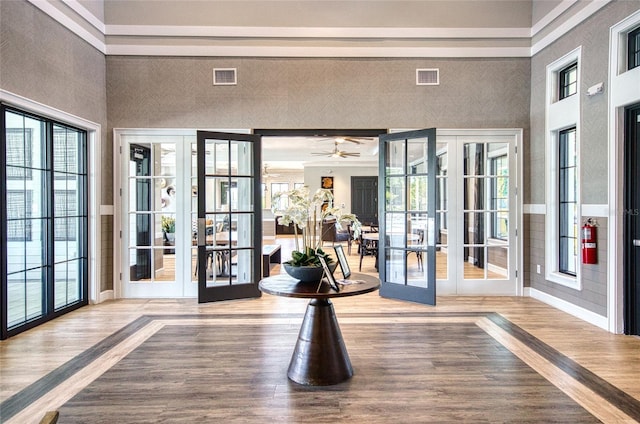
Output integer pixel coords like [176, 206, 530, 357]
[526, 287, 608, 331]
[97, 290, 114, 304]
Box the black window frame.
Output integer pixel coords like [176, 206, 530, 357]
[559, 62, 578, 100]
[558, 127, 578, 276]
[1, 105, 89, 340]
[629, 26, 640, 71]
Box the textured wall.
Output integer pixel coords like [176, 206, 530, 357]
[526, 0, 640, 315]
[107, 56, 530, 131]
[525, 213, 608, 316]
[528, 0, 640, 205]
[0, 1, 111, 290]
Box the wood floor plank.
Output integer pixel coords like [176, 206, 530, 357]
[3, 294, 640, 423]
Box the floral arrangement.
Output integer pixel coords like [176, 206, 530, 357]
[271, 186, 361, 267]
[161, 215, 176, 233]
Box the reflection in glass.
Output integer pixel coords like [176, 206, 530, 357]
[408, 175, 428, 211]
[487, 246, 508, 279]
[385, 248, 406, 285]
[386, 140, 405, 175]
[385, 176, 405, 211]
[463, 143, 485, 176]
[407, 138, 428, 174]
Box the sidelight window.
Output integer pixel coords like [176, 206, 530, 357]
[558, 127, 578, 276]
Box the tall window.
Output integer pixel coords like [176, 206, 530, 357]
[559, 62, 578, 100]
[630, 27, 640, 71]
[559, 127, 578, 276]
[2, 106, 88, 339]
[490, 155, 508, 240]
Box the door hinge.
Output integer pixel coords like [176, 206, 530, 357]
[119, 145, 122, 154]
[119, 230, 122, 238]
[119, 188, 122, 197]
[515, 270, 518, 278]
[514, 146, 517, 154]
[515, 229, 517, 237]
[119, 272, 122, 281]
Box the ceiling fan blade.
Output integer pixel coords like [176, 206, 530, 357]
[311, 151, 333, 156]
[341, 152, 360, 157]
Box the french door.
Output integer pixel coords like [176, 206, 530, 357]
[625, 104, 640, 335]
[435, 130, 519, 295]
[117, 130, 261, 301]
[378, 129, 437, 305]
[118, 131, 198, 298]
[196, 131, 262, 302]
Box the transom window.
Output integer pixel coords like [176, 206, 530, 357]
[559, 62, 578, 100]
[559, 127, 578, 276]
[629, 26, 640, 71]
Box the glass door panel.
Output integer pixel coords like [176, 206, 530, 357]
[434, 132, 517, 295]
[379, 129, 436, 305]
[462, 141, 510, 284]
[436, 142, 449, 282]
[197, 131, 261, 302]
[119, 133, 196, 298]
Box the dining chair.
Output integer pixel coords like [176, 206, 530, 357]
[359, 234, 379, 271]
[406, 229, 424, 271]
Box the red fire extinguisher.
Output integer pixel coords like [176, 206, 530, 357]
[581, 219, 597, 265]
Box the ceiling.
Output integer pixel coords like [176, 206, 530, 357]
[262, 135, 379, 171]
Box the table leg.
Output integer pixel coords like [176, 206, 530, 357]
[287, 298, 353, 385]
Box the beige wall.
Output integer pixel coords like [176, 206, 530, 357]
[1, 0, 111, 292]
[527, 1, 640, 315]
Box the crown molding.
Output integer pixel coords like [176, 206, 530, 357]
[105, 44, 530, 58]
[531, 0, 612, 56]
[105, 25, 531, 39]
[61, 0, 105, 33]
[26, 0, 105, 53]
[27, 0, 617, 59]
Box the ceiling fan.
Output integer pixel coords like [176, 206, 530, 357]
[311, 140, 360, 158]
[262, 164, 280, 178]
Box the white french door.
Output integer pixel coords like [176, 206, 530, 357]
[434, 129, 521, 295]
[116, 130, 198, 298]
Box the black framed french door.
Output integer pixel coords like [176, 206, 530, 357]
[1, 105, 88, 339]
[196, 131, 262, 302]
[625, 103, 640, 335]
[378, 129, 437, 305]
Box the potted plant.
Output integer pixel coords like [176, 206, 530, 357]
[271, 186, 361, 282]
[161, 215, 176, 244]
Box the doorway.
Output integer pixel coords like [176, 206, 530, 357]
[434, 129, 521, 295]
[351, 176, 378, 226]
[625, 103, 640, 335]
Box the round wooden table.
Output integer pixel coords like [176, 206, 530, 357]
[259, 272, 380, 386]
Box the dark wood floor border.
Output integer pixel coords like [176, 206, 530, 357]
[0, 315, 154, 422]
[487, 313, 640, 421]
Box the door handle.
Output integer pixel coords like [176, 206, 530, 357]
[634, 240, 640, 247]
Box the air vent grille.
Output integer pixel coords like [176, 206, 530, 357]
[416, 68, 439, 85]
[213, 68, 237, 85]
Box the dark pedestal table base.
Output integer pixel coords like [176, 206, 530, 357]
[288, 298, 353, 385]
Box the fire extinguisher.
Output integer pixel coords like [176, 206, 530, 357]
[581, 218, 597, 265]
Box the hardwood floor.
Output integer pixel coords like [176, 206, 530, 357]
[3, 240, 640, 422]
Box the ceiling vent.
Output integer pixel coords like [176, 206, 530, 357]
[416, 68, 439, 86]
[213, 68, 237, 85]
